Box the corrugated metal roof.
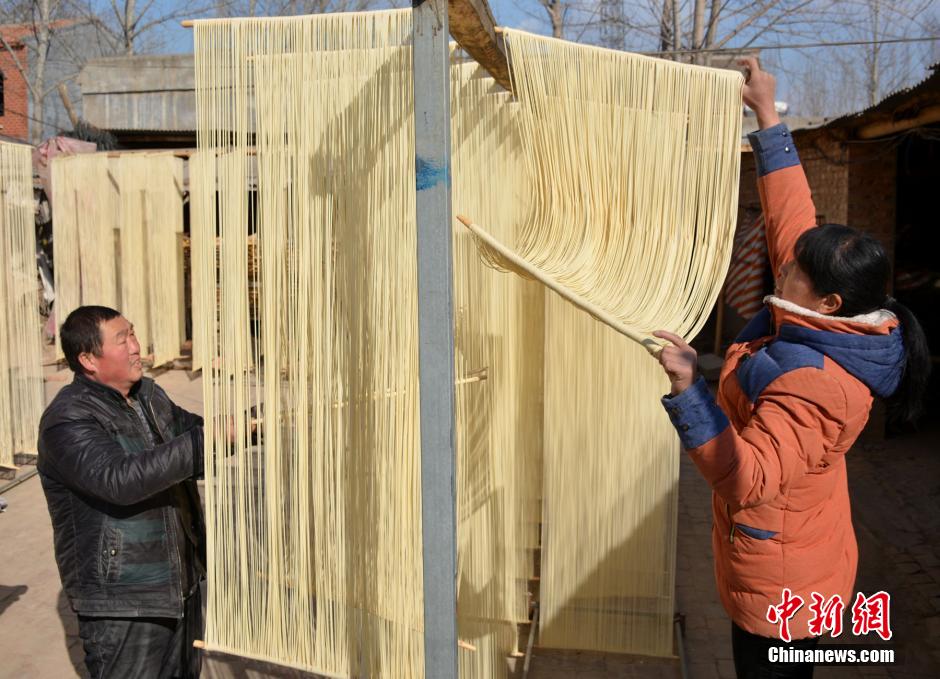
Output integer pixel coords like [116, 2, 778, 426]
[824, 62, 940, 130]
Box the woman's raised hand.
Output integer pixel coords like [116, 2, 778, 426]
[739, 57, 780, 130]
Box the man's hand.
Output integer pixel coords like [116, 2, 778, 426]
[739, 57, 780, 130]
[225, 416, 237, 446]
[653, 331, 698, 396]
[223, 415, 258, 447]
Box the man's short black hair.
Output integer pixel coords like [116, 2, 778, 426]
[60, 306, 122, 374]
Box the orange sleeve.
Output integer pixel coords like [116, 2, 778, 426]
[758, 166, 817, 280]
[671, 368, 847, 510]
[749, 124, 818, 279]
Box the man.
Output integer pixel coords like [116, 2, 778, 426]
[38, 306, 205, 679]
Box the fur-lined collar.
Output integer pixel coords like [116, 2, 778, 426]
[763, 295, 896, 327]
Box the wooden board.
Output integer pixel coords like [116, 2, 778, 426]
[448, 0, 511, 91]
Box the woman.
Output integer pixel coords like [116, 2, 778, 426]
[654, 59, 930, 678]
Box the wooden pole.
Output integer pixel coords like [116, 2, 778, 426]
[713, 285, 725, 356]
[456, 215, 665, 357]
[57, 83, 79, 127]
[857, 104, 940, 139]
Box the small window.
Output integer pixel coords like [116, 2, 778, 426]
[0, 70, 5, 116]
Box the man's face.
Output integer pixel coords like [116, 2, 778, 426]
[80, 316, 143, 394]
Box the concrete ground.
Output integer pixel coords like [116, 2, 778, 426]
[1, 365, 938, 678]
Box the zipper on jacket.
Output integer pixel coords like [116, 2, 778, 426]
[727, 504, 735, 543]
[167, 509, 185, 615]
[139, 395, 184, 614]
[107, 390, 184, 616]
[122, 397, 161, 444]
[150, 399, 186, 612]
[146, 399, 168, 444]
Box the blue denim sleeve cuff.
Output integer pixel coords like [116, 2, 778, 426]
[660, 376, 730, 449]
[747, 123, 801, 177]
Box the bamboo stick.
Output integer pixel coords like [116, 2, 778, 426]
[455, 215, 664, 357]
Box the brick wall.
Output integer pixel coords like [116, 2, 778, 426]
[738, 151, 760, 214]
[797, 132, 849, 226]
[847, 139, 897, 266]
[0, 32, 30, 141]
[738, 132, 851, 231]
[737, 131, 894, 273]
[791, 130, 896, 257]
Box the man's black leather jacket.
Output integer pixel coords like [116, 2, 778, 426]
[38, 374, 205, 618]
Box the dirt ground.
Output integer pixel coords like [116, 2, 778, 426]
[1, 365, 938, 678]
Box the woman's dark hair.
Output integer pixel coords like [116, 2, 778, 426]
[794, 224, 930, 425]
[60, 305, 121, 374]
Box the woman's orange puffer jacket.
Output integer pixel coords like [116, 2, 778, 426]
[660, 124, 905, 640]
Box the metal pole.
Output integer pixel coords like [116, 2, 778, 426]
[675, 614, 690, 679]
[411, 1, 458, 678]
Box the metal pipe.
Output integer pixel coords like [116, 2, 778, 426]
[675, 614, 690, 679]
[522, 602, 539, 679]
[0, 467, 39, 496]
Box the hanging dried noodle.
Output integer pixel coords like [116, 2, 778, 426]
[194, 11, 546, 676]
[52, 152, 187, 367]
[450, 58, 545, 677]
[114, 154, 187, 367]
[113, 155, 150, 351]
[465, 29, 742, 352]
[188, 150, 217, 373]
[145, 154, 187, 368]
[0, 141, 44, 469]
[460, 30, 741, 658]
[191, 9, 743, 676]
[540, 296, 680, 655]
[51, 153, 120, 359]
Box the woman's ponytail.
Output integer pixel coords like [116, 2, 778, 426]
[884, 297, 931, 426]
[795, 225, 931, 426]
[795, 224, 930, 424]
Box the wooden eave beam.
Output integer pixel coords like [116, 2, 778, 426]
[857, 103, 940, 139]
[447, 0, 512, 91]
